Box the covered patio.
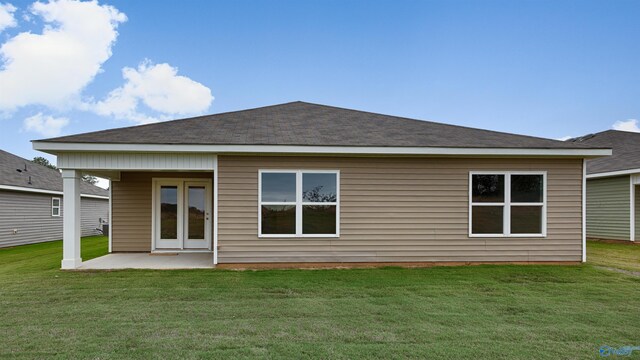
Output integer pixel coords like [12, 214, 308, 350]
[43, 152, 219, 269]
[79, 253, 215, 270]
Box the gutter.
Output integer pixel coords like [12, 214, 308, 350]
[586, 168, 640, 179]
[32, 141, 612, 158]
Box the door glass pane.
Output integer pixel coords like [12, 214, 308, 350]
[188, 186, 206, 239]
[160, 186, 178, 239]
[472, 175, 505, 202]
[261, 205, 296, 234]
[303, 173, 337, 202]
[511, 175, 543, 203]
[472, 206, 504, 234]
[261, 173, 296, 202]
[511, 206, 542, 234]
[303, 205, 336, 234]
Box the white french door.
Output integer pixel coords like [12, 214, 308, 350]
[154, 179, 212, 251]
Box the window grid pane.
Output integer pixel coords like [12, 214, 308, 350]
[261, 173, 296, 202]
[472, 175, 505, 203]
[510, 206, 543, 234]
[187, 187, 206, 240]
[472, 206, 504, 234]
[160, 186, 178, 239]
[302, 173, 337, 203]
[511, 175, 543, 203]
[302, 205, 336, 234]
[261, 205, 296, 234]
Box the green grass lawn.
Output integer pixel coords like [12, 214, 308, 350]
[0, 237, 639, 359]
[587, 240, 640, 272]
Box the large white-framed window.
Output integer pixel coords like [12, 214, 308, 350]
[259, 170, 340, 238]
[51, 197, 61, 217]
[469, 171, 547, 237]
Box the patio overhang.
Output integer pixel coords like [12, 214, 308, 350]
[45, 151, 219, 270]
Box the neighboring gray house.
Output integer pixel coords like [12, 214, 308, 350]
[569, 130, 640, 242]
[0, 150, 109, 248]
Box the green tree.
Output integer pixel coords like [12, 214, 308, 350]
[32, 157, 99, 185]
[32, 156, 57, 170]
[82, 175, 99, 185]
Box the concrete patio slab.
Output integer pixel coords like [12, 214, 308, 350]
[79, 253, 214, 270]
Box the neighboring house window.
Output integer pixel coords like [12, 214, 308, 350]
[259, 170, 339, 237]
[52, 197, 61, 217]
[469, 172, 546, 237]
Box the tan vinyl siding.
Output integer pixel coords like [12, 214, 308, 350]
[218, 156, 583, 263]
[111, 171, 212, 252]
[586, 176, 630, 241]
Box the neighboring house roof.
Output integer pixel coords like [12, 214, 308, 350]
[0, 150, 109, 197]
[40, 102, 602, 150]
[568, 130, 640, 175]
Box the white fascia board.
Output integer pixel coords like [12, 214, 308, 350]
[32, 141, 612, 157]
[0, 184, 109, 199]
[586, 168, 640, 179]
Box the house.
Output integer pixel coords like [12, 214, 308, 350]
[568, 130, 640, 242]
[31, 102, 610, 269]
[0, 150, 109, 248]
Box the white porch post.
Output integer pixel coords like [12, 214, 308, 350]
[61, 169, 82, 269]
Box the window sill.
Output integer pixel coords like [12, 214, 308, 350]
[259, 234, 340, 238]
[469, 234, 547, 238]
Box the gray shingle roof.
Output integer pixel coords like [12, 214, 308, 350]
[41, 102, 601, 149]
[568, 130, 640, 175]
[0, 150, 109, 197]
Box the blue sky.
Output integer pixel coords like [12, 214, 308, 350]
[1, 0, 639, 171]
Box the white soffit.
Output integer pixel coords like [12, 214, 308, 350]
[56, 152, 216, 170]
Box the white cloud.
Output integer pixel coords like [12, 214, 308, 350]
[0, 3, 17, 32]
[0, 1, 212, 125]
[23, 112, 69, 137]
[94, 60, 213, 124]
[612, 119, 640, 133]
[0, 0, 126, 111]
[556, 135, 573, 141]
